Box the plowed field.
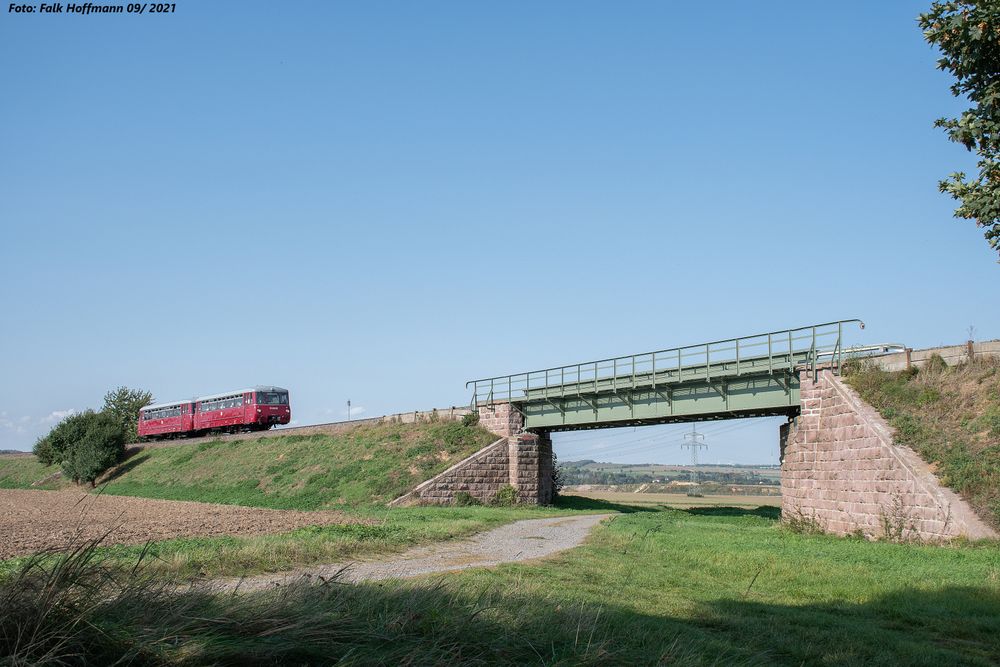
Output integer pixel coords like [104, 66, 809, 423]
[0, 489, 365, 560]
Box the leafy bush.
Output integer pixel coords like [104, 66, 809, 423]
[31, 436, 56, 467]
[453, 491, 481, 507]
[462, 411, 480, 427]
[33, 410, 126, 486]
[33, 411, 89, 466]
[66, 425, 126, 487]
[925, 353, 949, 374]
[491, 484, 519, 507]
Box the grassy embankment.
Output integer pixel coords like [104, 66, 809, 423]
[844, 356, 1000, 529]
[4, 504, 998, 665]
[0, 455, 63, 490]
[1, 420, 499, 508]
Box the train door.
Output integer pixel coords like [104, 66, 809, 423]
[244, 392, 252, 425]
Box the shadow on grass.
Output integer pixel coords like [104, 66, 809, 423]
[6, 543, 997, 667]
[554, 494, 656, 514]
[682, 505, 781, 520]
[98, 453, 151, 485]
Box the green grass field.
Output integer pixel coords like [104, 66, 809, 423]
[4, 500, 998, 665]
[0, 455, 64, 490]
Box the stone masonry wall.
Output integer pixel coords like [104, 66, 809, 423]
[391, 437, 510, 505]
[390, 430, 554, 506]
[781, 369, 997, 541]
[477, 402, 525, 437]
[510, 432, 554, 504]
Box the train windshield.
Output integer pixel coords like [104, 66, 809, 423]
[257, 391, 288, 405]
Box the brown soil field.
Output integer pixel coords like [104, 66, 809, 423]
[0, 489, 367, 560]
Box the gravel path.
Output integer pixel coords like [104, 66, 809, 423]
[215, 513, 612, 591]
[0, 489, 365, 559]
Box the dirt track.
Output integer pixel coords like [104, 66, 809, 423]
[215, 513, 613, 591]
[0, 489, 364, 560]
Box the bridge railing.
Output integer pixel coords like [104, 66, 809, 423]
[466, 320, 866, 408]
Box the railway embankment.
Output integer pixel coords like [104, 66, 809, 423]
[0, 419, 495, 509]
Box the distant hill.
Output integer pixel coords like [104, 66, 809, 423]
[558, 460, 780, 487]
[0, 421, 497, 509]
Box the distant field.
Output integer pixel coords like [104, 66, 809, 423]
[567, 488, 781, 508]
[563, 460, 781, 478]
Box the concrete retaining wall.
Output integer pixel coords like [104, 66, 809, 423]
[872, 340, 1000, 372]
[781, 369, 996, 541]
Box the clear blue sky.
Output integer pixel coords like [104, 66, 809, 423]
[1, 2, 997, 462]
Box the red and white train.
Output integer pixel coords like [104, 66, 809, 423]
[138, 386, 291, 439]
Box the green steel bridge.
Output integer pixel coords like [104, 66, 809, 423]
[467, 320, 898, 432]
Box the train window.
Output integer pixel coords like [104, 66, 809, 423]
[257, 391, 289, 405]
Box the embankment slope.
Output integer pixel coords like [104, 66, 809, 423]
[844, 357, 1000, 530]
[0, 421, 497, 509]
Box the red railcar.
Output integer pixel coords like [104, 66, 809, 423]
[138, 386, 290, 439]
[138, 401, 194, 438]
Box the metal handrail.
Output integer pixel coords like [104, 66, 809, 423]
[467, 319, 865, 407]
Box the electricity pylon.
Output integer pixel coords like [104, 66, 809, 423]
[681, 423, 708, 485]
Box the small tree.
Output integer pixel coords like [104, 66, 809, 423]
[102, 386, 153, 443]
[33, 410, 126, 485]
[66, 412, 126, 487]
[33, 410, 88, 467]
[919, 1, 1000, 256]
[551, 451, 565, 500]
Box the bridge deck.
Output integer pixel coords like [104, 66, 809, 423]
[467, 320, 869, 431]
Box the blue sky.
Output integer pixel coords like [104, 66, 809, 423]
[1, 2, 997, 462]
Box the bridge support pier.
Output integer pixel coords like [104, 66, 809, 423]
[509, 431, 554, 505]
[391, 403, 553, 506]
[477, 402, 524, 437]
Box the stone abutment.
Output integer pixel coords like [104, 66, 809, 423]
[390, 402, 553, 506]
[780, 369, 996, 541]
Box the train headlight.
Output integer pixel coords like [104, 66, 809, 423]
[256, 408, 261, 413]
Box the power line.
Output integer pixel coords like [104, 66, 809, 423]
[560, 418, 758, 457]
